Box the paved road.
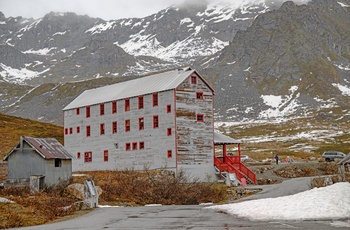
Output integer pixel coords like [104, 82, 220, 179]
[14, 177, 350, 230]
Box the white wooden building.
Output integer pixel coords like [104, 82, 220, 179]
[63, 67, 216, 180]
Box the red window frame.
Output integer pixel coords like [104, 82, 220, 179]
[139, 141, 144, 150]
[64, 128, 68, 135]
[112, 101, 117, 114]
[100, 123, 105, 135]
[69, 127, 73, 134]
[104, 150, 108, 162]
[125, 98, 130, 111]
[86, 106, 90, 118]
[100, 103, 105, 116]
[132, 142, 138, 150]
[191, 76, 197, 84]
[152, 93, 158, 107]
[167, 150, 172, 158]
[167, 128, 172, 136]
[76, 108, 80, 115]
[125, 119, 130, 132]
[126, 143, 131, 151]
[196, 114, 204, 122]
[139, 117, 144, 130]
[138, 96, 144, 109]
[112, 121, 118, 133]
[77, 152, 81, 159]
[76, 126, 80, 134]
[153, 115, 159, 128]
[166, 104, 171, 113]
[84, 152, 92, 162]
[86, 125, 91, 137]
[196, 92, 204, 100]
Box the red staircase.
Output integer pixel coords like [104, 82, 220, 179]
[214, 155, 257, 184]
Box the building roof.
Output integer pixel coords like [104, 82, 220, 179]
[3, 136, 73, 161]
[214, 132, 241, 145]
[63, 67, 214, 110]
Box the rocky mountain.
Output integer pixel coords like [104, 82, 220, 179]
[0, 0, 350, 130]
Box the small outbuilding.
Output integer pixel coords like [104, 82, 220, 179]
[3, 136, 73, 187]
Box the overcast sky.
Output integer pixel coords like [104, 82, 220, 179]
[0, 0, 310, 21]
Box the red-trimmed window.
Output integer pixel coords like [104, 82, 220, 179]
[86, 106, 90, 118]
[139, 141, 144, 150]
[76, 108, 80, 115]
[86, 125, 91, 137]
[104, 150, 108, 162]
[167, 150, 172, 158]
[112, 121, 117, 133]
[152, 93, 158, 106]
[196, 114, 204, 122]
[191, 76, 197, 84]
[166, 104, 171, 113]
[125, 98, 130, 111]
[139, 117, 144, 130]
[132, 142, 138, 150]
[125, 119, 130, 132]
[76, 126, 80, 134]
[167, 128, 172, 136]
[126, 143, 131, 151]
[100, 123, 105, 135]
[196, 92, 204, 100]
[64, 128, 68, 135]
[84, 152, 92, 162]
[138, 96, 144, 109]
[112, 101, 117, 114]
[69, 127, 73, 134]
[77, 152, 81, 159]
[100, 103, 105, 116]
[153, 115, 159, 128]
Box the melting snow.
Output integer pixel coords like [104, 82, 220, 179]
[338, 1, 350, 7]
[333, 83, 350, 96]
[86, 21, 116, 34]
[0, 63, 49, 84]
[23, 47, 56, 55]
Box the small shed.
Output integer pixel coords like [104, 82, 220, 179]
[3, 136, 73, 187]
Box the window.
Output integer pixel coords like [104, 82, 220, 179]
[64, 128, 68, 135]
[125, 98, 130, 111]
[139, 141, 144, 150]
[86, 125, 91, 137]
[125, 119, 130, 132]
[84, 152, 92, 162]
[104, 150, 108, 162]
[167, 128, 172, 136]
[196, 114, 204, 122]
[126, 143, 131, 151]
[100, 123, 105, 135]
[166, 104, 171, 113]
[153, 115, 159, 128]
[112, 101, 117, 114]
[112, 121, 118, 133]
[100, 103, 105, 116]
[138, 96, 144, 109]
[54, 158, 62, 167]
[167, 150, 172, 158]
[132, 142, 138, 150]
[196, 92, 204, 100]
[86, 106, 90, 118]
[76, 126, 80, 134]
[139, 117, 144, 130]
[152, 93, 158, 106]
[77, 152, 81, 159]
[69, 127, 73, 134]
[76, 108, 80, 115]
[191, 76, 197, 84]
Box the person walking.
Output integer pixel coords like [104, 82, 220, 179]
[275, 154, 279, 165]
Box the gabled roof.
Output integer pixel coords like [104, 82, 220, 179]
[214, 132, 242, 145]
[63, 67, 214, 110]
[3, 136, 73, 161]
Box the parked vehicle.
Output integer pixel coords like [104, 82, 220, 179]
[322, 151, 346, 162]
[240, 155, 250, 162]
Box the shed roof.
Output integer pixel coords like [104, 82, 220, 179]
[214, 132, 241, 145]
[3, 136, 73, 161]
[63, 67, 214, 110]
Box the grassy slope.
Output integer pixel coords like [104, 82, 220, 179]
[0, 113, 63, 159]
